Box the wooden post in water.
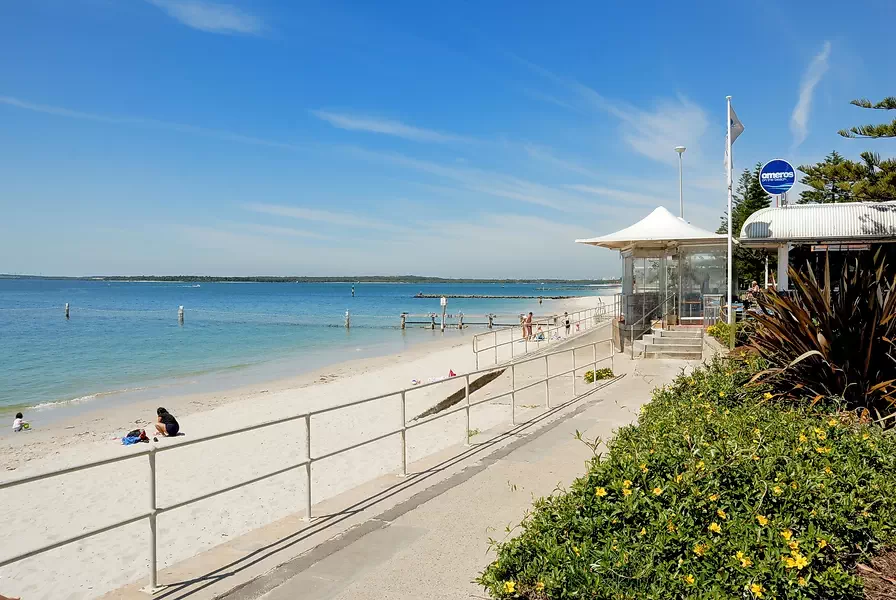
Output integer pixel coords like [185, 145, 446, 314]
[400, 313, 406, 329]
[178, 306, 184, 325]
[344, 311, 351, 329]
[64, 303, 70, 319]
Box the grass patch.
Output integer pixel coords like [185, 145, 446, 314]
[477, 356, 896, 599]
[583, 368, 614, 384]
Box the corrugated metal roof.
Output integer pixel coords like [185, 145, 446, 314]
[740, 201, 896, 245]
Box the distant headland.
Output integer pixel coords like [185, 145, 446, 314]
[0, 274, 621, 285]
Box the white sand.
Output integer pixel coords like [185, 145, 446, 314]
[0, 296, 603, 600]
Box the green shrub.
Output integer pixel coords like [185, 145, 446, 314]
[706, 321, 752, 346]
[477, 356, 896, 599]
[584, 368, 615, 384]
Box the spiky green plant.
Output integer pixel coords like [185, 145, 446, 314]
[750, 249, 896, 419]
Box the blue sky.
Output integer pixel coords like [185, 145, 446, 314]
[1, 0, 894, 278]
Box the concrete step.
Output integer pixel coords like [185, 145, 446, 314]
[650, 337, 702, 347]
[653, 328, 703, 339]
[645, 350, 704, 360]
[643, 343, 704, 354]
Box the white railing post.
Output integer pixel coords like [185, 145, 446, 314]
[592, 342, 597, 388]
[400, 391, 407, 476]
[572, 348, 577, 397]
[464, 375, 471, 446]
[510, 364, 516, 425]
[304, 413, 312, 521]
[148, 448, 158, 591]
[544, 355, 550, 409]
[493, 331, 498, 365]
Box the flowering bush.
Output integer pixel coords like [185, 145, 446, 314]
[584, 368, 615, 384]
[706, 321, 753, 346]
[477, 356, 896, 599]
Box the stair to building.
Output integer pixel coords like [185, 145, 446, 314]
[632, 326, 704, 360]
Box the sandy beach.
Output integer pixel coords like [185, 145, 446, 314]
[0, 296, 603, 600]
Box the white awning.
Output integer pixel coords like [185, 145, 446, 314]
[740, 201, 896, 247]
[575, 206, 727, 251]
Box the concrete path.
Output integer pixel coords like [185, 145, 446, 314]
[221, 354, 696, 600]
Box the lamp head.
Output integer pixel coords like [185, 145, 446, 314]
[674, 146, 686, 154]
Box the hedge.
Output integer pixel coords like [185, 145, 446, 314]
[477, 356, 896, 599]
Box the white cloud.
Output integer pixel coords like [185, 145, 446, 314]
[147, 0, 263, 35]
[564, 184, 671, 208]
[311, 110, 473, 143]
[0, 95, 298, 149]
[242, 202, 409, 232]
[791, 41, 832, 149]
[241, 223, 332, 240]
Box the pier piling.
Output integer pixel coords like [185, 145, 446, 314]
[400, 313, 407, 329]
[64, 303, 70, 319]
[178, 306, 184, 325]
[345, 310, 351, 329]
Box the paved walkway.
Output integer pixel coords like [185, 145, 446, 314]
[222, 353, 696, 600]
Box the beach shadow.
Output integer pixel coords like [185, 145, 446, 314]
[153, 376, 618, 600]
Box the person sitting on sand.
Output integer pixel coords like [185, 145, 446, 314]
[12, 412, 29, 432]
[155, 407, 179, 437]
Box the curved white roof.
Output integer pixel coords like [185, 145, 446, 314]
[576, 206, 726, 251]
[740, 201, 896, 245]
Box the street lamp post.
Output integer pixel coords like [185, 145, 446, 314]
[675, 146, 686, 218]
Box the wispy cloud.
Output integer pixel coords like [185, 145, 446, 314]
[241, 223, 332, 240]
[791, 41, 832, 149]
[0, 96, 298, 149]
[311, 110, 473, 144]
[564, 184, 672, 208]
[242, 202, 409, 232]
[522, 144, 603, 179]
[147, 0, 263, 35]
[512, 56, 709, 167]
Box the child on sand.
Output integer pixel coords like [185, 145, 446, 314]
[155, 407, 180, 437]
[12, 412, 29, 432]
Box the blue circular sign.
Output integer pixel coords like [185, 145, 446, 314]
[759, 159, 796, 195]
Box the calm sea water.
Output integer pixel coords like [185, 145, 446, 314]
[0, 279, 617, 414]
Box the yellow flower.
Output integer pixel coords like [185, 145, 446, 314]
[535, 581, 545, 592]
[797, 576, 807, 587]
[696, 460, 706, 471]
[667, 521, 677, 533]
[623, 479, 632, 488]
[709, 493, 720, 502]
[789, 540, 800, 550]
[824, 466, 832, 474]
[750, 582, 764, 597]
[717, 509, 727, 520]
[595, 487, 608, 497]
[793, 552, 809, 569]
[781, 529, 793, 541]
[816, 446, 831, 454]
[708, 522, 722, 534]
[653, 487, 663, 496]
[684, 574, 695, 585]
[752, 454, 760, 461]
[773, 485, 783, 495]
[782, 556, 796, 568]
[817, 538, 828, 549]
[764, 392, 773, 399]
[862, 432, 870, 441]
[736, 550, 753, 567]
[675, 473, 683, 483]
[752, 427, 761, 436]
[640, 463, 649, 473]
[756, 514, 769, 526]
[814, 429, 827, 441]
[693, 543, 707, 556]
[799, 433, 807, 443]
[828, 417, 838, 426]
[639, 527, 646, 536]
[791, 482, 798, 490]
[622, 488, 632, 496]
[503, 581, 516, 594]
[719, 391, 726, 398]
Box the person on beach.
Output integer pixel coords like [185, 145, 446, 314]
[155, 407, 179, 437]
[524, 312, 534, 340]
[564, 312, 571, 336]
[12, 412, 28, 432]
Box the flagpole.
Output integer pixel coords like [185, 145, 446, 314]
[726, 95, 734, 350]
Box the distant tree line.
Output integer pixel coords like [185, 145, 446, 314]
[0, 274, 622, 285]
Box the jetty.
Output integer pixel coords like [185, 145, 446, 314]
[413, 293, 578, 300]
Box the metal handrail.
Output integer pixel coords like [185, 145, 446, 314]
[472, 303, 610, 369]
[628, 291, 678, 358]
[0, 335, 616, 593]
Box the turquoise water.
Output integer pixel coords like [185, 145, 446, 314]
[0, 279, 617, 413]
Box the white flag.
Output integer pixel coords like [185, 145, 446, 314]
[729, 105, 744, 144]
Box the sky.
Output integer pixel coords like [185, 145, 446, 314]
[1, 0, 895, 279]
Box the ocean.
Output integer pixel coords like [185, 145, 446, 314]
[0, 279, 618, 416]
